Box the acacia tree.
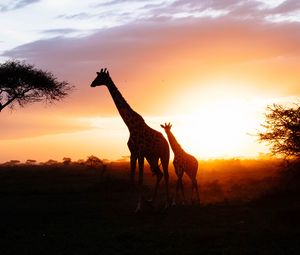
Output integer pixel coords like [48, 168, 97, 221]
[86, 155, 103, 168]
[258, 103, 300, 159]
[0, 60, 73, 112]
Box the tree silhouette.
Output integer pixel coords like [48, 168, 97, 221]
[258, 103, 300, 159]
[86, 155, 103, 168]
[44, 159, 58, 165]
[0, 60, 73, 112]
[62, 157, 72, 165]
[25, 159, 37, 165]
[3, 160, 20, 166]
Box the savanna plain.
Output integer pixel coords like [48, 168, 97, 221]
[1, 158, 300, 254]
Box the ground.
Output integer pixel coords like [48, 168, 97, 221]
[0, 160, 299, 254]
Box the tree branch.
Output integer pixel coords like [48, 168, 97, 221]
[1, 95, 18, 110]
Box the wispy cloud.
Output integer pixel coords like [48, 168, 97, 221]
[269, 0, 300, 14]
[0, 0, 39, 12]
[42, 28, 81, 35]
[54, 0, 300, 24]
[92, 0, 145, 7]
[41, 28, 96, 38]
[263, 0, 300, 22]
[57, 12, 95, 20]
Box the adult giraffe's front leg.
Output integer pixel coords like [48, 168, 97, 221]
[135, 155, 144, 213]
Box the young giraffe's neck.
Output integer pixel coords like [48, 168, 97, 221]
[106, 80, 145, 130]
[166, 131, 183, 155]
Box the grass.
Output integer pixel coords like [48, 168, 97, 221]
[0, 160, 299, 254]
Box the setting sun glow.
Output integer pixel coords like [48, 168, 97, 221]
[159, 85, 268, 159]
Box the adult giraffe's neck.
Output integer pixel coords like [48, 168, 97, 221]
[166, 131, 183, 155]
[106, 81, 145, 130]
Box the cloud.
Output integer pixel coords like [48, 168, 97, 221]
[43, 28, 82, 35]
[56, 0, 171, 30]
[57, 12, 94, 20]
[41, 28, 96, 38]
[51, 1, 300, 31]
[2, 1, 300, 115]
[269, 0, 300, 14]
[4, 14, 300, 68]
[0, 0, 39, 12]
[92, 0, 141, 7]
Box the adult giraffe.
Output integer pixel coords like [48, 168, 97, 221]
[90, 68, 170, 212]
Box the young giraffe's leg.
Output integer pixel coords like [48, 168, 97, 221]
[135, 155, 144, 213]
[191, 177, 195, 202]
[173, 173, 184, 205]
[180, 177, 186, 204]
[193, 178, 200, 204]
[191, 178, 200, 204]
[173, 177, 180, 206]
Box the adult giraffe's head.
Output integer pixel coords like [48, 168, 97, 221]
[90, 68, 112, 87]
[160, 122, 172, 133]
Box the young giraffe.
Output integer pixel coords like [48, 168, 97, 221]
[161, 123, 200, 205]
[90, 68, 170, 212]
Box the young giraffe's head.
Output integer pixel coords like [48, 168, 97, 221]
[160, 122, 172, 133]
[90, 68, 112, 87]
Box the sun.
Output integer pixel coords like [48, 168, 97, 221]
[164, 83, 267, 159]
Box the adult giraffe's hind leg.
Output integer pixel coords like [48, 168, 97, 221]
[130, 154, 137, 186]
[148, 159, 163, 203]
[161, 156, 170, 208]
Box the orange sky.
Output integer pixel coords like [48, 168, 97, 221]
[1, 0, 300, 162]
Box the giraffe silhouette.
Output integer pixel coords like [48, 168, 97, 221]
[90, 68, 170, 212]
[161, 123, 200, 205]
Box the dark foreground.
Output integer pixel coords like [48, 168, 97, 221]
[0, 163, 300, 254]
